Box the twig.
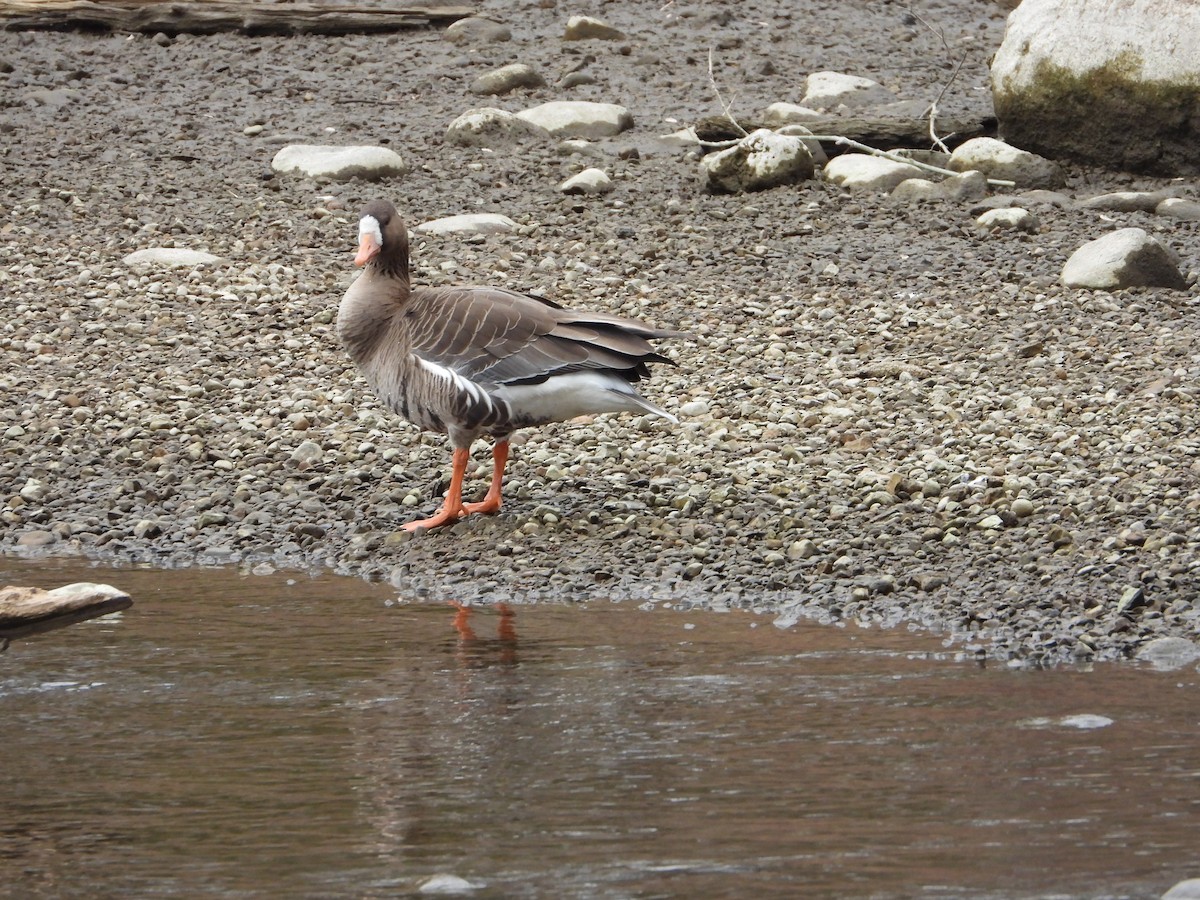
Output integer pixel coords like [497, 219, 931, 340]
[707, 48, 748, 137]
[905, 3, 969, 153]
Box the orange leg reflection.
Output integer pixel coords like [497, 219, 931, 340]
[449, 601, 518, 667]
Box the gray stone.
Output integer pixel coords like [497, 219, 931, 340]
[469, 63, 546, 96]
[444, 107, 551, 147]
[991, 0, 1200, 174]
[976, 207, 1040, 233]
[701, 128, 815, 194]
[892, 170, 988, 203]
[761, 102, 822, 128]
[563, 15, 626, 41]
[559, 167, 614, 195]
[948, 137, 1064, 188]
[1163, 878, 1200, 899]
[1062, 227, 1187, 290]
[1135, 636, 1200, 671]
[823, 153, 922, 192]
[270, 145, 407, 182]
[444, 17, 510, 45]
[415, 214, 518, 235]
[515, 101, 633, 139]
[801, 71, 897, 110]
[1157, 197, 1200, 220]
[1080, 191, 1167, 212]
[122, 248, 223, 268]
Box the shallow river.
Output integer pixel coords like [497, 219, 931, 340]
[1, 559, 1197, 899]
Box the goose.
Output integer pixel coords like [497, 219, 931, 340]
[337, 199, 689, 531]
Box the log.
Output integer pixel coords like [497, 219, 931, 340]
[0, 1, 476, 35]
[0, 583, 132, 642]
[693, 114, 999, 156]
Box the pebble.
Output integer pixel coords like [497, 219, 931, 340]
[560, 168, 614, 195]
[1061, 227, 1187, 290]
[469, 63, 546, 96]
[270, 145, 408, 182]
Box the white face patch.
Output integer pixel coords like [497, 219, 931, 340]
[359, 214, 383, 246]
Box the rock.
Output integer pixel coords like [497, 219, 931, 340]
[556, 139, 604, 158]
[290, 440, 324, 466]
[444, 17, 511, 45]
[801, 71, 898, 110]
[21, 88, 78, 109]
[1136, 636, 1200, 671]
[563, 15, 626, 41]
[1163, 879, 1200, 899]
[976, 207, 1039, 233]
[1080, 191, 1168, 212]
[700, 128, 815, 194]
[760, 102, 822, 127]
[1011, 498, 1035, 518]
[658, 126, 701, 148]
[1061, 228, 1187, 290]
[469, 63, 546, 96]
[122, 247, 223, 267]
[891, 170, 988, 203]
[991, 0, 1200, 174]
[270, 145, 407, 182]
[559, 167, 614, 195]
[15, 531, 56, 549]
[1157, 197, 1200, 221]
[948, 137, 1064, 188]
[774, 124, 828, 165]
[823, 153, 922, 192]
[0, 582, 132, 640]
[444, 107, 551, 147]
[415, 214, 518, 235]
[417, 873, 481, 894]
[515, 101, 633, 139]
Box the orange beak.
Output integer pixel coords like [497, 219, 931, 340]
[354, 232, 381, 267]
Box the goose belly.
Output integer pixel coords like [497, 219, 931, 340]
[494, 371, 665, 427]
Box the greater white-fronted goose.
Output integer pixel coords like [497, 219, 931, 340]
[338, 199, 689, 531]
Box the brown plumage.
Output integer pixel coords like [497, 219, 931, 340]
[338, 199, 689, 531]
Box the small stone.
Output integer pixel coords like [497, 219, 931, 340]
[469, 63, 546, 96]
[788, 539, 817, 560]
[445, 107, 551, 147]
[1135, 636, 1200, 671]
[16, 530, 56, 549]
[977, 514, 1004, 530]
[1010, 498, 1035, 518]
[701, 128, 814, 194]
[1157, 197, 1200, 221]
[515, 101, 633, 139]
[1061, 228, 1187, 290]
[1080, 190, 1167, 212]
[444, 17, 511, 45]
[760, 102, 822, 127]
[976, 207, 1039, 233]
[559, 168, 613, 195]
[563, 15, 626, 41]
[270, 145, 407, 182]
[290, 440, 324, 465]
[123, 248, 223, 268]
[242, 124, 264, 137]
[416, 214, 517, 235]
[679, 399, 709, 417]
[801, 71, 897, 110]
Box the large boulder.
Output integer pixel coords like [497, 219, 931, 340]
[700, 129, 814, 194]
[991, 0, 1200, 174]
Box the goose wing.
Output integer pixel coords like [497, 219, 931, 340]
[405, 286, 686, 386]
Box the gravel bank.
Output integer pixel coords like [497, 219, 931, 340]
[2, 1, 1199, 664]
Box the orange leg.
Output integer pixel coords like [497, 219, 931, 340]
[463, 440, 509, 516]
[404, 447, 471, 531]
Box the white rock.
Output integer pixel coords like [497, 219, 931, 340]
[823, 153, 922, 192]
[991, 0, 1200, 174]
[418, 873, 480, 894]
[891, 170, 988, 203]
[658, 127, 701, 148]
[270, 145, 407, 182]
[976, 207, 1039, 233]
[801, 71, 897, 110]
[761, 102, 822, 127]
[1080, 191, 1166, 212]
[444, 107, 551, 147]
[415, 214, 518, 235]
[122, 248, 223, 268]
[1163, 879, 1200, 899]
[1157, 197, 1200, 221]
[1135, 636, 1200, 671]
[1061, 228, 1187, 290]
[469, 63, 546, 96]
[444, 17, 510, 45]
[563, 15, 625, 41]
[679, 399, 709, 417]
[775, 124, 828, 165]
[948, 137, 1063, 188]
[515, 101, 633, 139]
[701, 128, 814, 194]
[559, 168, 614, 195]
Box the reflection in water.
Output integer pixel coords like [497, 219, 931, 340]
[0, 560, 1197, 899]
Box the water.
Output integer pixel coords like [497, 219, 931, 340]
[1, 560, 1197, 899]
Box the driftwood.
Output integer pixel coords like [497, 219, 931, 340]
[0, 0, 475, 35]
[694, 114, 999, 156]
[0, 583, 132, 644]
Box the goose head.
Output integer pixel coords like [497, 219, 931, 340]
[354, 199, 409, 275]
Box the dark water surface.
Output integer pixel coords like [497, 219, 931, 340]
[1, 560, 1196, 899]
